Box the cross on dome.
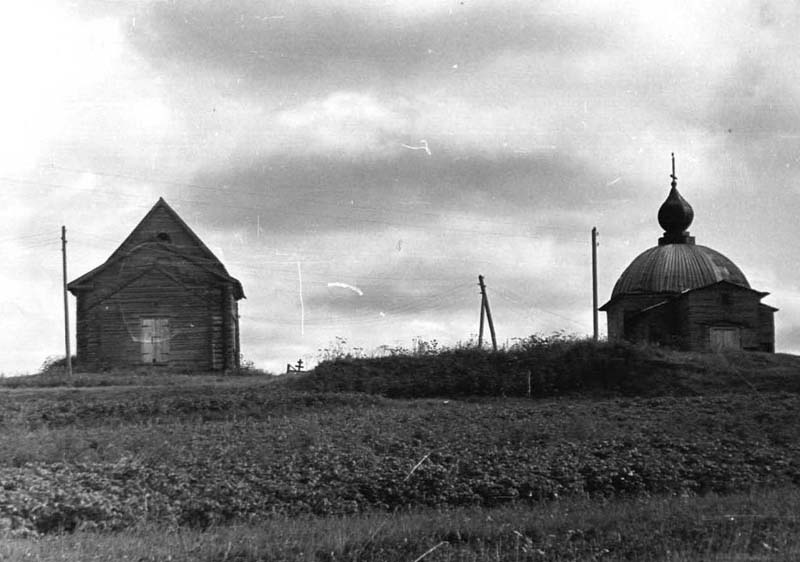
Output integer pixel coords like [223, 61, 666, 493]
[657, 153, 695, 245]
[670, 152, 677, 188]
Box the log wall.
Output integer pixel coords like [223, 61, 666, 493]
[604, 294, 670, 342]
[758, 304, 775, 352]
[683, 286, 761, 351]
[605, 284, 775, 353]
[76, 265, 232, 371]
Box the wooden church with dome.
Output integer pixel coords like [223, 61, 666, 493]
[599, 155, 776, 352]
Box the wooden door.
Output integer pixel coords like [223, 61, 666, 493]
[709, 327, 740, 351]
[141, 318, 170, 363]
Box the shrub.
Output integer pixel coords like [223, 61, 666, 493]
[288, 336, 800, 399]
[234, 357, 273, 377]
[39, 356, 79, 377]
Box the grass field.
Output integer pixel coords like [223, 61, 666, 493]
[6, 490, 800, 561]
[2, 341, 800, 560]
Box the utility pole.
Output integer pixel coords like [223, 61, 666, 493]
[477, 275, 497, 351]
[478, 286, 485, 348]
[591, 227, 599, 341]
[61, 226, 72, 377]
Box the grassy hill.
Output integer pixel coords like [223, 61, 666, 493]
[2, 341, 800, 560]
[292, 338, 800, 398]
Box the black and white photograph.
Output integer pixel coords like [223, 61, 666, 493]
[1, 0, 800, 559]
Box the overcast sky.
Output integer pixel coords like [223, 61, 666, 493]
[2, 0, 799, 374]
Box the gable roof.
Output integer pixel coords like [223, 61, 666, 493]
[603, 279, 776, 316]
[67, 198, 244, 299]
[677, 280, 777, 311]
[600, 278, 768, 311]
[677, 279, 769, 299]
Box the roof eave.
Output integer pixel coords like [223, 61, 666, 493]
[67, 260, 113, 291]
[599, 291, 680, 311]
[231, 279, 245, 300]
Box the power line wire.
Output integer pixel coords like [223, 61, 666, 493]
[0, 231, 58, 244]
[493, 285, 586, 330]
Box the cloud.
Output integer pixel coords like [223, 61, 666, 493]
[0, 4, 125, 175]
[274, 92, 411, 157]
[124, 0, 610, 84]
[174, 146, 638, 246]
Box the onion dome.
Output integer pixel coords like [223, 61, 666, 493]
[657, 153, 694, 245]
[658, 187, 693, 234]
[608, 154, 750, 298]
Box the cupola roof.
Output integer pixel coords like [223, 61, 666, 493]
[608, 244, 749, 298]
